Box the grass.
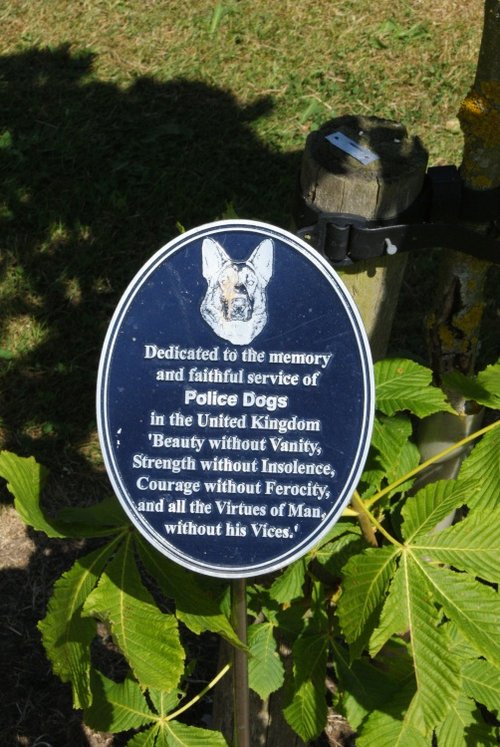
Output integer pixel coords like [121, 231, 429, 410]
[0, 0, 496, 743]
[0, 0, 487, 472]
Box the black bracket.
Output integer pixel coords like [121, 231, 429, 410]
[295, 166, 500, 266]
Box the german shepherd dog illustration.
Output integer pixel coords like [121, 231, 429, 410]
[200, 237, 274, 345]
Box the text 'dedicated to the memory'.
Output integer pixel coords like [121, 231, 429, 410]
[97, 220, 374, 577]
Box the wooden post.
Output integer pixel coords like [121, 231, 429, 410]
[231, 579, 250, 747]
[298, 114, 428, 360]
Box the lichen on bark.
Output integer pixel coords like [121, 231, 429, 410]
[428, 0, 499, 381]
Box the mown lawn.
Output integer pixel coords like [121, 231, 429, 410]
[0, 1, 495, 744]
[0, 0, 485, 473]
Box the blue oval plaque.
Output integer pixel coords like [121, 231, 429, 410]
[97, 220, 374, 578]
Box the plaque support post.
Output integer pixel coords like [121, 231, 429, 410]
[231, 578, 250, 747]
[298, 114, 429, 361]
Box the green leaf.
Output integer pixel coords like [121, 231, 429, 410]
[268, 558, 307, 604]
[333, 638, 415, 731]
[446, 621, 479, 660]
[369, 569, 457, 735]
[400, 554, 461, 732]
[151, 721, 227, 747]
[372, 414, 420, 495]
[84, 671, 154, 732]
[283, 679, 326, 743]
[374, 359, 453, 418]
[457, 426, 500, 510]
[83, 535, 185, 691]
[337, 546, 399, 657]
[209, 2, 225, 34]
[401, 479, 471, 542]
[38, 536, 122, 709]
[220, 200, 239, 220]
[283, 627, 329, 741]
[435, 691, 497, 747]
[0, 130, 13, 149]
[388, 440, 421, 496]
[413, 561, 500, 667]
[0, 450, 128, 539]
[414, 509, 500, 583]
[442, 371, 497, 408]
[56, 495, 130, 537]
[266, 595, 309, 639]
[136, 537, 240, 648]
[372, 414, 412, 471]
[477, 360, 500, 404]
[0, 450, 65, 537]
[442, 361, 500, 409]
[313, 528, 364, 579]
[148, 687, 184, 718]
[356, 680, 428, 747]
[462, 658, 500, 715]
[156, 721, 229, 746]
[368, 559, 408, 657]
[126, 727, 158, 747]
[247, 622, 284, 699]
[359, 465, 385, 497]
[293, 628, 329, 689]
[313, 518, 361, 550]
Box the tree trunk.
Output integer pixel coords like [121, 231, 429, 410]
[420, 0, 499, 489]
[212, 638, 308, 747]
[427, 0, 499, 381]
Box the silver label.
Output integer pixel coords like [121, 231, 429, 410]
[325, 131, 379, 165]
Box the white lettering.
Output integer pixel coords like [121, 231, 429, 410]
[246, 370, 300, 386]
[164, 520, 223, 536]
[261, 458, 335, 477]
[144, 435, 205, 453]
[250, 414, 321, 433]
[184, 388, 238, 407]
[268, 351, 332, 369]
[250, 522, 293, 539]
[145, 344, 219, 361]
[133, 453, 197, 471]
[200, 457, 259, 473]
[215, 500, 267, 517]
[136, 476, 201, 496]
[242, 391, 288, 411]
[269, 437, 322, 457]
[264, 480, 330, 500]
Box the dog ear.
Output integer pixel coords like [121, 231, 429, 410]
[201, 238, 230, 280]
[248, 239, 274, 286]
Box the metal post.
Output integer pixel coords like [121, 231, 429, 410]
[231, 578, 250, 747]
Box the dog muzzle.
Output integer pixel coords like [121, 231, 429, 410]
[225, 292, 253, 321]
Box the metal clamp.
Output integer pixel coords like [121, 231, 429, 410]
[294, 166, 500, 266]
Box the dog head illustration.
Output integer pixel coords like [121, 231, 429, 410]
[200, 238, 274, 345]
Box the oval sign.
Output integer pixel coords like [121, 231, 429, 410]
[97, 220, 374, 578]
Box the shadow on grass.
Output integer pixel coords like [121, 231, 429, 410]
[0, 44, 299, 746]
[0, 43, 299, 480]
[1, 43, 498, 747]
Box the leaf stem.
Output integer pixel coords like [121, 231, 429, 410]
[365, 419, 499, 509]
[351, 491, 402, 548]
[165, 662, 231, 722]
[350, 491, 378, 547]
